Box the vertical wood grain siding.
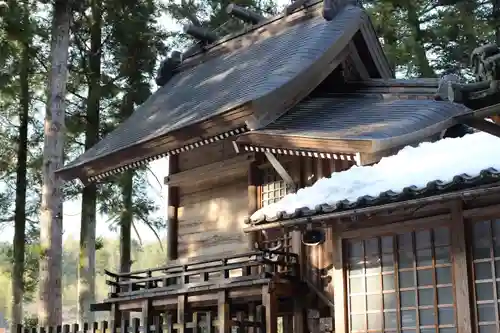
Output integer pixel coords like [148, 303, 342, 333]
[175, 140, 248, 260]
[178, 179, 248, 258]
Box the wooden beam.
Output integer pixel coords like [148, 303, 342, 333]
[264, 152, 296, 191]
[450, 200, 473, 333]
[347, 42, 370, 80]
[167, 155, 179, 262]
[456, 102, 500, 119]
[164, 153, 254, 186]
[459, 117, 500, 138]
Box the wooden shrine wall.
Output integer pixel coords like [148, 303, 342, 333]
[172, 140, 250, 260]
[177, 179, 248, 258]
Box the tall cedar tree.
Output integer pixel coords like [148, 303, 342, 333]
[76, 0, 102, 324]
[39, 0, 71, 325]
[10, 0, 31, 329]
[105, 0, 167, 276]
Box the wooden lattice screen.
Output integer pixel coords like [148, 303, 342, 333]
[259, 165, 293, 251]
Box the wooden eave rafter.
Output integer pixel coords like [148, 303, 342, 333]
[56, 105, 253, 183]
[455, 102, 500, 138]
[235, 132, 373, 154]
[234, 141, 357, 161]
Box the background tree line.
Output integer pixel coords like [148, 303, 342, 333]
[0, 0, 499, 329]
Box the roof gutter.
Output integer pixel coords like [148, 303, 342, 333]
[243, 184, 500, 232]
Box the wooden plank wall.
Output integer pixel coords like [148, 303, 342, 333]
[178, 178, 248, 258]
[178, 139, 237, 172]
[174, 140, 249, 260]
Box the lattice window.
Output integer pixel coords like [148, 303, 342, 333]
[471, 219, 500, 333]
[260, 166, 293, 250]
[260, 166, 293, 207]
[346, 227, 456, 333]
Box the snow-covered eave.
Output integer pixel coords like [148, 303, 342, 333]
[248, 130, 500, 225]
[243, 183, 500, 232]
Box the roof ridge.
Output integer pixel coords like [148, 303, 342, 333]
[180, 0, 324, 63]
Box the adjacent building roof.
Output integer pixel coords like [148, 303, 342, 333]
[248, 130, 500, 224]
[57, 1, 387, 183]
[236, 93, 471, 154]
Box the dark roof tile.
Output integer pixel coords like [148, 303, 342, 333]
[249, 167, 500, 224]
[250, 95, 470, 144]
[60, 5, 364, 174]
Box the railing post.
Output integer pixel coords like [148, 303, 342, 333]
[110, 303, 121, 333]
[142, 300, 152, 333]
[100, 321, 108, 333]
[262, 285, 277, 333]
[218, 291, 231, 333]
[177, 295, 187, 333]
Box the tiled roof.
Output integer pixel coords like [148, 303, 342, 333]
[239, 94, 471, 150]
[58, 4, 365, 177]
[249, 167, 500, 224]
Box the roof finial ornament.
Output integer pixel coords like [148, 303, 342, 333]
[183, 24, 218, 45]
[155, 51, 182, 87]
[447, 43, 500, 103]
[226, 4, 265, 24]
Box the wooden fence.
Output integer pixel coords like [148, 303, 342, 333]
[104, 249, 299, 300]
[16, 310, 266, 333]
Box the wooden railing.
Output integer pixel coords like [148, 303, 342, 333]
[15, 311, 265, 333]
[104, 250, 299, 299]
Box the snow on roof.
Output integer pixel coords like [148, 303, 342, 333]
[250, 130, 500, 222]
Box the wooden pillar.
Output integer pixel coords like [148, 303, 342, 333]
[177, 295, 187, 333]
[141, 300, 152, 333]
[110, 303, 121, 333]
[248, 160, 260, 249]
[262, 285, 277, 333]
[167, 155, 179, 261]
[333, 233, 347, 333]
[218, 291, 231, 333]
[450, 200, 472, 333]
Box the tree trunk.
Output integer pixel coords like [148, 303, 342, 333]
[11, 15, 30, 330]
[77, 0, 101, 325]
[119, 170, 133, 274]
[39, 0, 71, 326]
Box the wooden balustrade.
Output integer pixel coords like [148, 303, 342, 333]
[104, 250, 299, 300]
